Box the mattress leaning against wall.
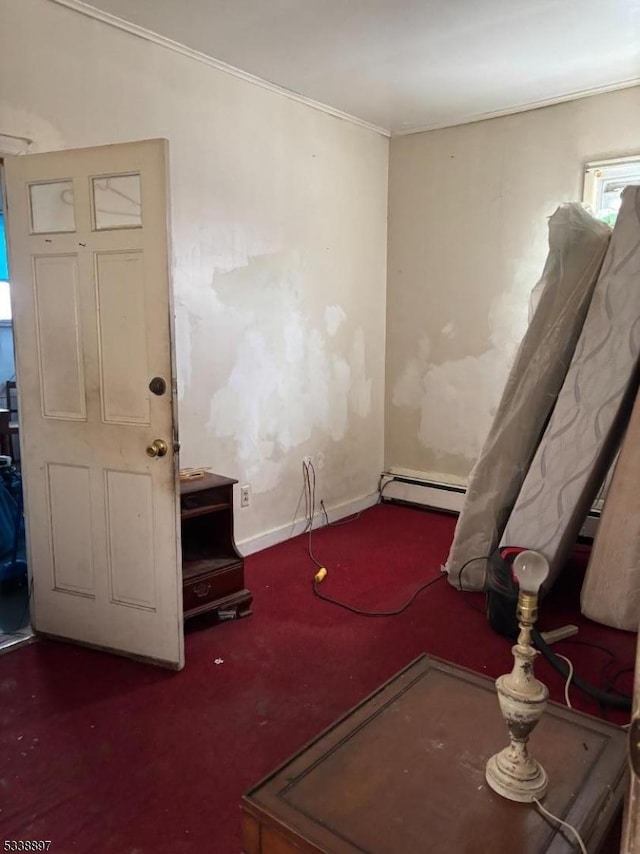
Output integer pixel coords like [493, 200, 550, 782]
[500, 185, 640, 589]
[580, 383, 640, 631]
[446, 204, 611, 591]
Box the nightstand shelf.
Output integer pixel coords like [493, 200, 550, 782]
[180, 472, 252, 622]
[181, 504, 230, 520]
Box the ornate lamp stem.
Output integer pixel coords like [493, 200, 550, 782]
[485, 588, 549, 802]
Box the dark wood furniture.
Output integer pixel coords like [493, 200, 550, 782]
[242, 655, 628, 854]
[0, 408, 11, 458]
[4, 381, 19, 463]
[180, 473, 252, 621]
[0, 381, 19, 462]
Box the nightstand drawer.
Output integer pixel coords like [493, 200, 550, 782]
[183, 563, 244, 614]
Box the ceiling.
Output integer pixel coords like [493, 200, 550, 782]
[78, 0, 640, 134]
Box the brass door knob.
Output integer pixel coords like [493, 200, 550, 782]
[146, 438, 169, 458]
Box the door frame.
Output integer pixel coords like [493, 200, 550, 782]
[0, 139, 34, 651]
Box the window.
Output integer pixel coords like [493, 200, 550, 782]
[0, 212, 7, 280]
[583, 156, 640, 226]
[0, 179, 11, 320]
[92, 173, 142, 230]
[28, 180, 75, 234]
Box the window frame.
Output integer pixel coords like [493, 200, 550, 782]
[583, 155, 640, 225]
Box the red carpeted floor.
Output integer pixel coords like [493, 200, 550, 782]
[0, 503, 635, 853]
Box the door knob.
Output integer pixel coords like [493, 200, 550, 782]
[146, 438, 169, 458]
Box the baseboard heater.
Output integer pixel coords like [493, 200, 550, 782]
[380, 472, 466, 514]
[380, 471, 600, 538]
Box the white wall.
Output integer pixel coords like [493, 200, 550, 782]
[0, 0, 389, 548]
[386, 86, 640, 483]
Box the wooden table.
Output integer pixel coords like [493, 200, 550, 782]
[242, 656, 628, 853]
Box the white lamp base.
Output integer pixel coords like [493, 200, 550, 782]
[486, 747, 548, 803]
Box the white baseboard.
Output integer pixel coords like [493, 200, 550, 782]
[381, 470, 600, 539]
[238, 491, 380, 557]
[386, 466, 468, 488]
[239, 471, 601, 557]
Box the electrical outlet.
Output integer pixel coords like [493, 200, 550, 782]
[240, 484, 251, 508]
[303, 455, 313, 467]
[316, 451, 326, 471]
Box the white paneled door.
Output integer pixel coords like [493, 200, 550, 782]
[4, 140, 183, 668]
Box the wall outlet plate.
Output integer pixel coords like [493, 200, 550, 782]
[240, 484, 251, 508]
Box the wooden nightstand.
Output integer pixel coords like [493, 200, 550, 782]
[242, 655, 628, 853]
[180, 473, 252, 621]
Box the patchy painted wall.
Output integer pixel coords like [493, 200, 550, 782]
[386, 86, 640, 483]
[0, 0, 389, 548]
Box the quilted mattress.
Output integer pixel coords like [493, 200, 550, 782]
[446, 204, 611, 590]
[500, 186, 640, 588]
[580, 386, 640, 631]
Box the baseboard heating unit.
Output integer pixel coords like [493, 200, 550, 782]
[380, 471, 466, 514]
[380, 470, 600, 538]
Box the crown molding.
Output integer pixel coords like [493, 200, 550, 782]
[0, 133, 33, 156]
[46, 0, 640, 141]
[393, 77, 640, 137]
[48, 0, 391, 138]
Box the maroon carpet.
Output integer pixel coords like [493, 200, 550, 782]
[0, 504, 635, 853]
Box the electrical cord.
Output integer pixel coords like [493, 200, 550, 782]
[556, 638, 617, 662]
[603, 663, 635, 694]
[378, 475, 395, 503]
[320, 499, 362, 527]
[303, 460, 315, 536]
[454, 551, 631, 710]
[304, 461, 448, 616]
[456, 555, 491, 592]
[307, 468, 391, 535]
[533, 798, 587, 854]
[532, 628, 631, 711]
[303, 461, 324, 569]
[312, 572, 446, 617]
[558, 639, 621, 709]
[555, 653, 574, 709]
[286, 460, 316, 541]
[454, 555, 491, 614]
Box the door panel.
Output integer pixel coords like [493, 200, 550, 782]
[95, 250, 150, 425]
[48, 462, 95, 595]
[33, 254, 87, 420]
[105, 468, 156, 609]
[4, 139, 183, 668]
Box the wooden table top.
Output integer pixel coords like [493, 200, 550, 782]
[242, 655, 628, 854]
[179, 471, 237, 495]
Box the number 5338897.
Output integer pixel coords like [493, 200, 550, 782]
[4, 843, 51, 851]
